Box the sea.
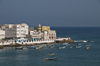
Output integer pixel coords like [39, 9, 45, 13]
[0, 27, 100, 66]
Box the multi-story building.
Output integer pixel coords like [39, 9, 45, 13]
[0, 30, 5, 39]
[48, 30, 56, 40]
[30, 31, 42, 41]
[5, 23, 28, 39]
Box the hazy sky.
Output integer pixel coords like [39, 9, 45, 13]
[0, 0, 100, 27]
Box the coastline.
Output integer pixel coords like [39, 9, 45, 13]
[0, 39, 74, 49]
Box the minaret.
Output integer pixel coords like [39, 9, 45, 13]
[43, 26, 49, 40]
[38, 24, 41, 33]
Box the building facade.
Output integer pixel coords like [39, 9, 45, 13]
[0, 30, 5, 39]
[5, 23, 28, 39]
[42, 26, 50, 32]
[30, 31, 42, 40]
[48, 30, 56, 40]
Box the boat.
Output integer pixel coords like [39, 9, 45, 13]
[74, 40, 87, 43]
[46, 57, 58, 60]
[58, 46, 66, 49]
[85, 47, 90, 49]
[48, 53, 56, 56]
[15, 47, 23, 50]
[75, 46, 82, 48]
[86, 44, 91, 47]
[19, 50, 22, 52]
[49, 45, 55, 48]
[35, 46, 42, 49]
[62, 42, 68, 46]
[27, 46, 37, 49]
[69, 46, 72, 49]
[82, 40, 87, 42]
[77, 43, 83, 45]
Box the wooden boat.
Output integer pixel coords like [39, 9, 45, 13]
[46, 57, 58, 60]
[19, 50, 22, 52]
[58, 46, 66, 49]
[35, 46, 42, 49]
[62, 42, 68, 46]
[49, 45, 55, 48]
[48, 53, 56, 56]
[77, 43, 83, 45]
[69, 46, 72, 49]
[27, 46, 37, 49]
[85, 47, 90, 49]
[15, 47, 23, 50]
[83, 40, 87, 42]
[86, 44, 91, 47]
[75, 46, 82, 48]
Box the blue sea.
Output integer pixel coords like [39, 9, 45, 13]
[0, 27, 100, 66]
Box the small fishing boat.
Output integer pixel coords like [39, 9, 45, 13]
[62, 42, 68, 46]
[86, 44, 91, 47]
[85, 47, 90, 49]
[48, 53, 56, 56]
[75, 46, 82, 48]
[69, 46, 72, 49]
[77, 43, 83, 45]
[83, 40, 87, 42]
[28, 46, 37, 49]
[46, 57, 58, 60]
[49, 45, 55, 48]
[15, 47, 23, 50]
[35, 46, 42, 49]
[58, 46, 66, 49]
[19, 50, 22, 52]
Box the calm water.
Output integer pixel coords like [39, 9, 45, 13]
[0, 27, 100, 66]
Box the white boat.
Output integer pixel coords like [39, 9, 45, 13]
[49, 45, 55, 48]
[58, 46, 66, 49]
[75, 45, 82, 48]
[69, 46, 72, 49]
[62, 42, 69, 46]
[83, 40, 87, 42]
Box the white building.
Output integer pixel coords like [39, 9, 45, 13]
[30, 31, 42, 40]
[0, 30, 5, 39]
[5, 23, 28, 39]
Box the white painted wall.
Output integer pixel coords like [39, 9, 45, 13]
[0, 30, 5, 39]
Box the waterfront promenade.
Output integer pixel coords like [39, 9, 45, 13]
[0, 38, 74, 47]
[0, 40, 55, 46]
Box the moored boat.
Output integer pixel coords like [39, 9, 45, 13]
[62, 42, 68, 46]
[86, 44, 91, 47]
[75, 45, 82, 48]
[77, 43, 83, 45]
[49, 45, 55, 48]
[85, 47, 90, 49]
[48, 53, 56, 56]
[58, 46, 66, 49]
[15, 47, 23, 50]
[69, 46, 72, 49]
[46, 57, 58, 60]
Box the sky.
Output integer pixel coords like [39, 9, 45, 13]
[0, 0, 100, 27]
